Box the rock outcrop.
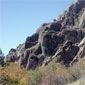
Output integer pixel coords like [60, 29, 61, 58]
[70, 37, 85, 65]
[53, 41, 79, 66]
[5, 48, 19, 62]
[0, 48, 4, 66]
[6, 0, 85, 69]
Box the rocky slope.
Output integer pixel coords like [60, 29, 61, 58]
[5, 0, 85, 70]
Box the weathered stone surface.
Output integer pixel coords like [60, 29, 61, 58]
[41, 31, 64, 56]
[53, 41, 79, 65]
[6, 0, 85, 69]
[60, 29, 83, 43]
[5, 48, 18, 62]
[26, 53, 39, 70]
[79, 10, 85, 28]
[71, 37, 85, 65]
[16, 43, 25, 57]
[25, 33, 39, 49]
[37, 54, 44, 66]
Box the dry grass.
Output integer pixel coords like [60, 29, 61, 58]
[0, 58, 85, 85]
[0, 62, 28, 85]
[28, 59, 85, 85]
[28, 62, 74, 85]
[41, 63, 74, 85]
[69, 58, 85, 80]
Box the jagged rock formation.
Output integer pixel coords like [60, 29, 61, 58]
[70, 37, 85, 65]
[6, 0, 85, 70]
[52, 41, 79, 66]
[4, 48, 16, 62]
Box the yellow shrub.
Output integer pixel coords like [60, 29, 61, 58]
[0, 58, 85, 85]
[0, 62, 28, 85]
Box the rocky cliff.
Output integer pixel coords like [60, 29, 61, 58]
[5, 0, 85, 70]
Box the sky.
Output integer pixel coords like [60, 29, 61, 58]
[0, 0, 75, 55]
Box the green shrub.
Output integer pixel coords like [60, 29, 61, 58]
[28, 63, 74, 85]
[28, 68, 44, 85]
[0, 75, 19, 85]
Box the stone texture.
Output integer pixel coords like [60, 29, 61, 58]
[6, 0, 85, 69]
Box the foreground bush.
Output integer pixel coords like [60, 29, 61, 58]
[69, 58, 85, 80]
[0, 59, 85, 85]
[28, 63, 74, 85]
[41, 63, 74, 85]
[0, 75, 19, 85]
[0, 63, 28, 85]
[28, 59, 85, 85]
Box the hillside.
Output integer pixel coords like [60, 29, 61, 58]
[0, 0, 85, 85]
[5, 0, 85, 69]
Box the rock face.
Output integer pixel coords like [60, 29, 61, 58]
[0, 48, 3, 57]
[25, 33, 39, 49]
[0, 48, 4, 66]
[6, 0, 85, 69]
[77, 0, 85, 5]
[41, 31, 64, 56]
[79, 10, 85, 28]
[70, 37, 85, 65]
[53, 41, 79, 66]
[5, 48, 19, 62]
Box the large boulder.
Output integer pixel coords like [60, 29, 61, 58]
[53, 41, 79, 66]
[48, 22, 62, 32]
[60, 28, 83, 43]
[20, 43, 42, 68]
[26, 53, 45, 70]
[26, 53, 39, 70]
[37, 22, 62, 34]
[25, 33, 39, 49]
[70, 37, 85, 65]
[41, 31, 64, 57]
[5, 48, 19, 62]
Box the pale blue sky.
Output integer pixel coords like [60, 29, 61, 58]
[0, 0, 75, 55]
